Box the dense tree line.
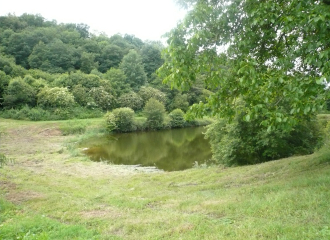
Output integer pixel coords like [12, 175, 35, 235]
[0, 13, 211, 120]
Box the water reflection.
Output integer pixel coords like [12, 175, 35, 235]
[81, 127, 212, 171]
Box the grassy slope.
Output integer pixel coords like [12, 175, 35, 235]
[0, 118, 330, 240]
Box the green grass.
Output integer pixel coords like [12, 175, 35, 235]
[1, 117, 330, 239]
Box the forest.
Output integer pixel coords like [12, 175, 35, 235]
[0, 13, 211, 122]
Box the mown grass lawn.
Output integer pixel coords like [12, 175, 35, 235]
[0, 118, 330, 239]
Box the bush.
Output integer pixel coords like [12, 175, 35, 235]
[0, 106, 103, 121]
[169, 109, 186, 128]
[0, 71, 11, 104]
[105, 107, 136, 133]
[105, 112, 117, 132]
[26, 106, 51, 121]
[71, 84, 91, 107]
[138, 86, 167, 106]
[143, 98, 166, 130]
[205, 116, 323, 166]
[3, 77, 36, 108]
[169, 93, 189, 112]
[88, 87, 116, 111]
[37, 87, 75, 108]
[117, 91, 143, 111]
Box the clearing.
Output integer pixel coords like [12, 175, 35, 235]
[0, 118, 330, 239]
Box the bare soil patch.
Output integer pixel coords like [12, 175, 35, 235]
[6, 190, 45, 204]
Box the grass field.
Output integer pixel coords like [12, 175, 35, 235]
[1, 118, 330, 239]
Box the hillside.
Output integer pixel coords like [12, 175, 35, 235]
[1, 118, 330, 239]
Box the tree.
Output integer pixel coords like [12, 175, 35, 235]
[159, 0, 329, 164]
[0, 71, 11, 107]
[4, 27, 55, 68]
[19, 13, 45, 27]
[3, 77, 36, 108]
[80, 52, 98, 74]
[141, 42, 164, 78]
[28, 39, 79, 73]
[97, 44, 124, 73]
[76, 23, 90, 38]
[5, 32, 32, 68]
[159, 0, 330, 130]
[120, 49, 147, 91]
[104, 68, 130, 97]
[143, 98, 166, 130]
[124, 34, 144, 49]
[109, 34, 133, 54]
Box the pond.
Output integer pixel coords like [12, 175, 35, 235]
[80, 126, 213, 171]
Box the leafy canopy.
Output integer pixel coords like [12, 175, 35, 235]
[159, 0, 330, 130]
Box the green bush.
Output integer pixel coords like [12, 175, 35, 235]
[0, 71, 11, 104]
[105, 107, 136, 133]
[169, 108, 186, 128]
[117, 91, 143, 111]
[71, 84, 91, 107]
[0, 106, 103, 121]
[143, 98, 166, 130]
[169, 93, 189, 112]
[88, 86, 116, 110]
[105, 112, 117, 132]
[205, 116, 323, 166]
[37, 87, 75, 108]
[3, 77, 36, 108]
[138, 86, 167, 106]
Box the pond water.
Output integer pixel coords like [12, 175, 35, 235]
[80, 126, 213, 171]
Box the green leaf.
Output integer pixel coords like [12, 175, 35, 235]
[316, 77, 325, 85]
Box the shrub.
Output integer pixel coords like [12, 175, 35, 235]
[37, 87, 75, 108]
[0, 106, 103, 121]
[105, 112, 117, 132]
[169, 93, 189, 112]
[3, 77, 36, 108]
[117, 91, 143, 111]
[105, 107, 136, 133]
[0, 71, 11, 102]
[205, 116, 323, 166]
[169, 109, 186, 128]
[88, 87, 116, 110]
[138, 86, 167, 106]
[144, 98, 166, 130]
[71, 84, 91, 107]
[52, 71, 101, 89]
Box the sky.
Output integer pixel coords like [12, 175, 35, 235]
[0, 0, 187, 42]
